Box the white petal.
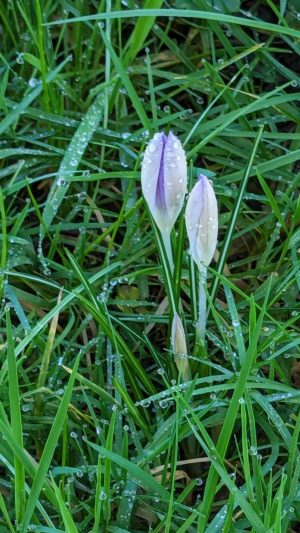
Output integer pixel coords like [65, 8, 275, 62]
[185, 176, 218, 267]
[141, 132, 164, 213]
[141, 131, 188, 233]
[163, 132, 187, 230]
[171, 313, 187, 355]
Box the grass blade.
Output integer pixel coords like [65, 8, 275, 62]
[21, 356, 80, 532]
[6, 310, 26, 523]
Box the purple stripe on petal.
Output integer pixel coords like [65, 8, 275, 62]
[196, 174, 206, 214]
[197, 174, 207, 185]
[155, 133, 167, 209]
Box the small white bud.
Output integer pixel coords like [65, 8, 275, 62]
[185, 175, 218, 268]
[171, 313, 191, 382]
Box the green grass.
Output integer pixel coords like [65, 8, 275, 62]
[1, 0, 300, 531]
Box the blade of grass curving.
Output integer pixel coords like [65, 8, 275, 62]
[64, 249, 155, 394]
[256, 169, 288, 233]
[287, 409, 300, 489]
[265, 471, 273, 529]
[46, 10, 300, 39]
[221, 147, 300, 187]
[210, 126, 264, 304]
[76, 292, 156, 395]
[105, 0, 163, 120]
[144, 48, 158, 128]
[26, 179, 54, 244]
[183, 64, 248, 148]
[0, 56, 70, 136]
[40, 90, 106, 243]
[35, 0, 50, 112]
[245, 390, 264, 515]
[123, 0, 163, 65]
[198, 277, 272, 531]
[117, 479, 137, 529]
[175, 397, 266, 533]
[240, 401, 255, 506]
[223, 283, 246, 366]
[0, 405, 57, 509]
[0, 189, 7, 299]
[113, 378, 151, 437]
[20, 356, 80, 532]
[35, 290, 62, 417]
[99, 27, 151, 133]
[4, 284, 31, 332]
[188, 86, 294, 158]
[164, 391, 181, 533]
[283, 454, 300, 532]
[205, 507, 228, 533]
[64, 248, 99, 307]
[93, 457, 102, 533]
[103, 410, 116, 522]
[251, 391, 292, 448]
[13, 262, 120, 358]
[87, 441, 170, 500]
[272, 472, 286, 532]
[222, 493, 235, 533]
[153, 22, 195, 70]
[0, 490, 15, 533]
[6, 310, 25, 523]
[51, 476, 79, 533]
[63, 365, 117, 405]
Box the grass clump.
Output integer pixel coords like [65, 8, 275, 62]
[0, 1, 300, 531]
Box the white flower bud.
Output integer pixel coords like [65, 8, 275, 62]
[141, 132, 187, 233]
[171, 313, 191, 382]
[185, 175, 218, 268]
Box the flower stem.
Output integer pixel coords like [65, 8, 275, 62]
[197, 264, 207, 343]
[161, 231, 174, 273]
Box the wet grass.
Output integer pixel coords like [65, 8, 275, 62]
[0, 1, 300, 531]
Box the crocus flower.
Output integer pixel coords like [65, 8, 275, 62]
[171, 313, 191, 382]
[185, 174, 218, 269]
[141, 132, 187, 234]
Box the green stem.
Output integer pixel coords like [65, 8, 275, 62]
[197, 264, 207, 343]
[0, 189, 7, 300]
[161, 230, 174, 274]
[35, 0, 50, 112]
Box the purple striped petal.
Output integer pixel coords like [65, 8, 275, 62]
[141, 131, 187, 233]
[155, 133, 167, 209]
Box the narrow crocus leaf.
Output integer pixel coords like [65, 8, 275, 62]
[141, 131, 187, 233]
[171, 313, 191, 382]
[185, 174, 218, 268]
